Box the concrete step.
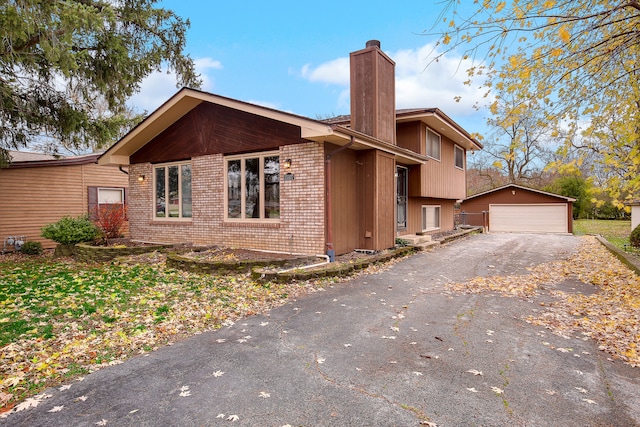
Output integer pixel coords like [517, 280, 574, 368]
[399, 234, 432, 245]
[412, 240, 439, 250]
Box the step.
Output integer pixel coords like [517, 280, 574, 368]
[399, 234, 432, 245]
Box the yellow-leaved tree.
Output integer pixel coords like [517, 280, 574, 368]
[433, 0, 640, 206]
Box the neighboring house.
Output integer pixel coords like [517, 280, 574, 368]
[98, 40, 482, 257]
[629, 201, 640, 231]
[0, 151, 128, 250]
[459, 184, 575, 234]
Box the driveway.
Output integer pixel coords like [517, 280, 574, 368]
[3, 233, 639, 426]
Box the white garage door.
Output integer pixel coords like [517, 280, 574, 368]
[489, 204, 568, 233]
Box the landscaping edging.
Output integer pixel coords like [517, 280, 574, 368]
[594, 235, 640, 275]
[166, 252, 316, 275]
[74, 242, 173, 263]
[252, 246, 416, 283]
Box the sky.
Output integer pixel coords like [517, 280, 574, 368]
[128, 0, 492, 137]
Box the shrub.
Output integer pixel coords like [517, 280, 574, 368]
[41, 215, 100, 245]
[631, 224, 640, 248]
[92, 204, 128, 245]
[20, 241, 43, 255]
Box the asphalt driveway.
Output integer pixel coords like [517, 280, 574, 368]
[3, 233, 639, 426]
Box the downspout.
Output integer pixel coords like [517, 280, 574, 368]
[119, 166, 129, 175]
[325, 135, 356, 262]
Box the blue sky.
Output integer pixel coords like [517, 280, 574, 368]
[128, 0, 491, 137]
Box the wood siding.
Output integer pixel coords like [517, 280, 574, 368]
[131, 102, 307, 164]
[397, 121, 466, 200]
[327, 145, 359, 255]
[0, 163, 128, 249]
[406, 198, 456, 235]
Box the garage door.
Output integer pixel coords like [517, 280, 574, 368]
[489, 204, 568, 233]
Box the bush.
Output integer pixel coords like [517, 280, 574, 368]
[41, 215, 100, 245]
[631, 224, 640, 248]
[20, 241, 43, 255]
[93, 204, 128, 244]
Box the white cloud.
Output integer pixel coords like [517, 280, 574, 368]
[301, 57, 349, 85]
[127, 57, 222, 113]
[301, 43, 489, 117]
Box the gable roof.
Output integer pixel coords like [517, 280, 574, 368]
[98, 87, 481, 167]
[324, 108, 483, 152]
[464, 183, 576, 202]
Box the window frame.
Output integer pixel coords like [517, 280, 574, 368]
[421, 205, 441, 231]
[224, 151, 281, 222]
[153, 160, 192, 221]
[426, 128, 441, 161]
[97, 187, 125, 205]
[454, 145, 464, 170]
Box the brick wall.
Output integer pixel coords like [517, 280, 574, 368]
[128, 142, 326, 255]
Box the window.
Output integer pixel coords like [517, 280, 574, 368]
[426, 128, 441, 160]
[454, 145, 464, 169]
[88, 186, 126, 220]
[154, 161, 192, 219]
[226, 152, 280, 220]
[98, 188, 124, 205]
[422, 205, 441, 231]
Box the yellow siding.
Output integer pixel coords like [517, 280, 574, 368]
[0, 163, 128, 250]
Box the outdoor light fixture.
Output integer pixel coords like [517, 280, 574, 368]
[283, 159, 292, 169]
[138, 174, 145, 182]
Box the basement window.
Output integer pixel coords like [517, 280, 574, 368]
[225, 152, 280, 221]
[422, 205, 441, 231]
[426, 128, 441, 161]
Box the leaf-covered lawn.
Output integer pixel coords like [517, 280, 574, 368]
[447, 236, 640, 367]
[0, 252, 329, 413]
[573, 219, 632, 251]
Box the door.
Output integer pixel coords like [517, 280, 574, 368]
[489, 204, 568, 233]
[396, 166, 408, 231]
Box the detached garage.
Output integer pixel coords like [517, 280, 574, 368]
[460, 184, 575, 234]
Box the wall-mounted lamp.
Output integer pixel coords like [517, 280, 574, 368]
[283, 159, 292, 169]
[138, 174, 145, 182]
[512, 190, 516, 195]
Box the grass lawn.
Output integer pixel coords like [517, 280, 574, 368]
[573, 219, 632, 251]
[0, 252, 332, 413]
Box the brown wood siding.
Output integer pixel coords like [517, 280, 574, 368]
[350, 45, 396, 144]
[0, 163, 128, 249]
[459, 187, 573, 232]
[406, 198, 456, 235]
[374, 151, 396, 250]
[396, 121, 422, 154]
[326, 145, 359, 255]
[131, 102, 307, 164]
[419, 123, 466, 199]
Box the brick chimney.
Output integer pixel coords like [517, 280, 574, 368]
[349, 40, 396, 145]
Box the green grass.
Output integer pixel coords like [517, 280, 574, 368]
[0, 254, 309, 410]
[573, 219, 632, 250]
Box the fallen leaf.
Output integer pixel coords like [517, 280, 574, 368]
[413, 371, 424, 376]
[212, 370, 225, 377]
[491, 386, 504, 394]
[95, 420, 108, 426]
[227, 414, 240, 421]
[583, 399, 596, 405]
[59, 384, 72, 391]
[48, 405, 64, 413]
[466, 369, 483, 376]
[467, 387, 478, 392]
[259, 392, 270, 398]
[575, 387, 588, 394]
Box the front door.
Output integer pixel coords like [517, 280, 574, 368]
[396, 166, 408, 231]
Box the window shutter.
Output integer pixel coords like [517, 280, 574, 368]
[87, 186, 98, 220]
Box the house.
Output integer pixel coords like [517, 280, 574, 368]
[98, 40, 482, 257]
[0, 151, 129, 250]
[629, 201, 640, 231]
[459, 184, 575, 234]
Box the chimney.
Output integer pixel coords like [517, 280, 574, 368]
[350, 40, 396, 144]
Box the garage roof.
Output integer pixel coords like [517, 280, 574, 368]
[465, 184, 576, 202]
